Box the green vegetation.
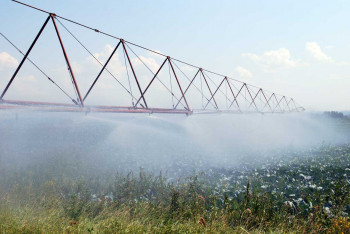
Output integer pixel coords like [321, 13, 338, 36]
[1, 145, 350, 233]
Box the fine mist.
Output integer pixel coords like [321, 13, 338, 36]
[0, 111, 348, 177]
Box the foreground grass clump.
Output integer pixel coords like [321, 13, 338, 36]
[1, 145, 350, 233]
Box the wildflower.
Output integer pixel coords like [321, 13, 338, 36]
[199, 217, 206, 227]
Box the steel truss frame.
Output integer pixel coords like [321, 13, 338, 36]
[0, 1, 304, 115]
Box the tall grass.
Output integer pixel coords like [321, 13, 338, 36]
[1, 146, 350, 233]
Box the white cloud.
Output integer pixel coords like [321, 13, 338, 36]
[71, 61, 82, 74]
[89, 44, 124, 76]
[0, 51, 18, 71]
[306, 42, 333, 62]
[132, 56, 159, 73]
[179, 65, 196, 73]
[242, 48, 301, 68]
[21, 75, 36, 82]
[236, 66, 253, 78]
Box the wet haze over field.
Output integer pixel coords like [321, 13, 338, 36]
[0, 111, 349, 177]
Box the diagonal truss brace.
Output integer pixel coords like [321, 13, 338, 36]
[134, 57, 190, 110]
[51, 14, 84, 106]
[174, 69, 200, 109]
[83, 42, 121, 102]
[228, 83, 246, 110]
[203, 77, 227, 109]
[0, 15, 51, 101]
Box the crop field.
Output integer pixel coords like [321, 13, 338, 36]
[0, 113, 350, 233]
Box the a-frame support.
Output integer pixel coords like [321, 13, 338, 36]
[0, 14, 85, 107]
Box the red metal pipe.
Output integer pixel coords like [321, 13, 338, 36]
[121, 40, 147, 108]
[168, 57, 190, 110]
[0, 101, 192, 115]
[200, 69, 218, 109]
[51, 14, 84, 107]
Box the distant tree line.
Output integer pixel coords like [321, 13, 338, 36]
[323, 111, 347, 119]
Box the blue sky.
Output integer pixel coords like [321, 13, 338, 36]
[1, 0, 350, 111]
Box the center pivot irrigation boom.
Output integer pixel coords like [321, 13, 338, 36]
[0, 0, 304, 115]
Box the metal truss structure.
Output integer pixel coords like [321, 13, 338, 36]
[0, 0, 304, 115]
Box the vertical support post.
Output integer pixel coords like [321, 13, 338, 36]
[51, 14, 84, 107]
[204, 77, 226, 109]
[168, 57, 190, 110]
[0, 15, 51, 100]
[83, 41, 121, 101]
[134, 58, 168, 107]
[174, 69, 200, 109]
[225, 78, 240, 111]
[200, 69, 218, 109]
[121, 39, 147, 108]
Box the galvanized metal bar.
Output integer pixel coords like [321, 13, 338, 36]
[51, 14, 84, 107]
[134, 58, 168, 107]
[121, 40, 147, 108]
[174, 69, 200, 109]
[0, 15, 51, 100]
[168, 57, 190, 110]
[83, 41, 121, 101]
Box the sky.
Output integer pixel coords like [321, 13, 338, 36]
[0, 0, 350, 111]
